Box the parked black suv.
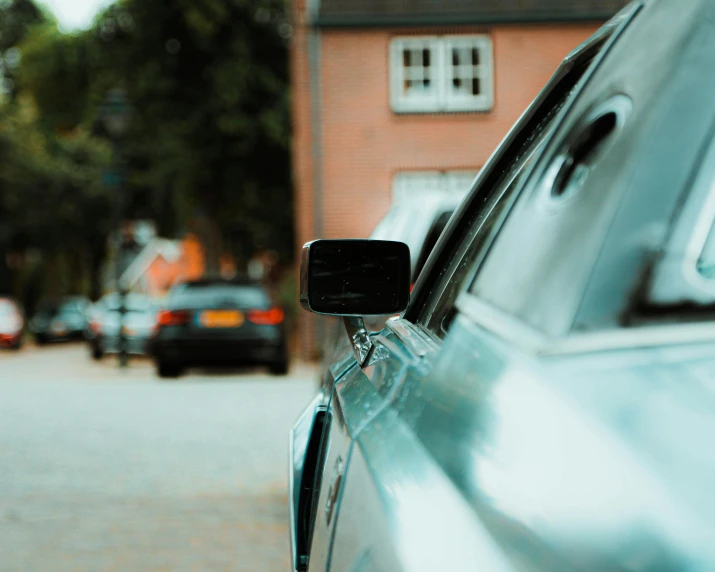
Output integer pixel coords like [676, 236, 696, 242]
[152, 279, 289, 378]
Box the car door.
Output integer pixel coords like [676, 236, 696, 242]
[326, 17, 635, 572]
[289, 10, 635, 571]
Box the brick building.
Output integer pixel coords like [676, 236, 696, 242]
[291, 0, 628, 357]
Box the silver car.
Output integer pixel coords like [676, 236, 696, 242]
[290, 1, 715, 570]
[87, 293, 158, 359]
[321, 195, 462, 368]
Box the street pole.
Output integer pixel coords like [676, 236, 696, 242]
[114, 141, 128, 369]
[100, 89, 132, 369]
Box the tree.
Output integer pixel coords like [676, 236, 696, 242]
[0, 0, 45, 105]
[92, 0, 294, 271]
[0, 0, 112, 304]
[0, 0, 294, 309]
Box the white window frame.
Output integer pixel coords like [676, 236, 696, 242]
[445, 170, 479, 194]
[389, 37, 443, 113]
[444, 36, 494, 112]
[390, 35, 494, 114]
[392, 170, 479, 204]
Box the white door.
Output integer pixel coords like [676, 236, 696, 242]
[392, 170, 477, 204]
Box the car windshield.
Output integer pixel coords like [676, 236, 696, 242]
[169, 284, 271, 309]
[102, 294, 155, 312]
[36, 300, 62, 315]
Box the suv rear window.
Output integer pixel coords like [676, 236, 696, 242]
[169, 283, 270, 309]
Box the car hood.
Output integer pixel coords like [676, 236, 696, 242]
[404, 324, 715, 571]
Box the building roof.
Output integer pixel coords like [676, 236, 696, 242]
[313, 0, 631, 27]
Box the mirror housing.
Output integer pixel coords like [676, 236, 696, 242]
[300, 239, 411, 317]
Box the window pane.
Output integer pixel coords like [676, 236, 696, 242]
[441, 37, 494, 111]
[422, 141, 547, 336]
[392, 38, 440, 111]
[402, 45, 434, 95]
[416, 75, 582, 336]
[472, 78, 481, 96]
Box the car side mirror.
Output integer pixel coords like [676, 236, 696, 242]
[300, 239, 411, 365]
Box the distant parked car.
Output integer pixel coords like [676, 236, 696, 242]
[87, 293, 158, 360]
[29, 296, 90, 344]
[322, 195, 462, 365]
[0, 298, 24, 350]
[369, 194, 463, 288]
[151, 279, 289, 378]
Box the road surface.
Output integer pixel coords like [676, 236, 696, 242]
[0, 344, 316, 572]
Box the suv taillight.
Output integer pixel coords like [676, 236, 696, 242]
[246, 307, 284, 326]
[157, 309, 190, 327]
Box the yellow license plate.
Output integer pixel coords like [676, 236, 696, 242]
[200, 310, 244, 328]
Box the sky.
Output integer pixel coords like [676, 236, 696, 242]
[36, 0, 116, 32]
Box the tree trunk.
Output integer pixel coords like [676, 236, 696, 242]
[200, 211, 222, 278]
[89, 245, 106, 301]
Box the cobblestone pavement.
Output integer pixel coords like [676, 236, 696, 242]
[0, 344, 317, 572]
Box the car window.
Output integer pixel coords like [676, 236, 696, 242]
[37, 300, 61, 315]
[413, 210, 454, 281]
[411, 41, 605, 339]
[420, 122, 557, 337]
[59, 301, 81, 315]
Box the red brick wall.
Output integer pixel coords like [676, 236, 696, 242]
[290, 2, 318, 358]
[318, 24, 600, 239]
[290, 13, 602, 357]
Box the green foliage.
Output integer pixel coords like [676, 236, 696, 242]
[0, 94, 112, 296]
[0, 0, 45, 99]
[96, 0, 294, 266]
[19, 26, 95, 131]
[0, 0, 293, 305]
